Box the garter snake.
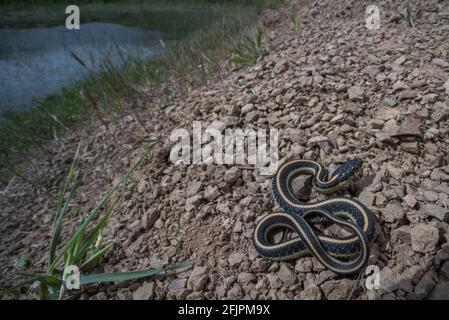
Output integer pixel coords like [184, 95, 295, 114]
[253, 158, 375, 275]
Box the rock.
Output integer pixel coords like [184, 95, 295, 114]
[277, 264, 297, 286]
[427, 282, 449, 300]
[393, 81, 408, 91]
[186, 181, 202, 197]
[441, 261, 449, 279]
[359, 190, 376, 207]
[383, 201, 404, 223]
[204, 185, 220, 201]
[144, 208, 160, 229]
[422, 204, 449, 222]
[168, 278, 187, 291]
[295, 258, 313, 273]
[435, 243, 449, 264]
[291, 175, 312, 201]
[321, 279, 353, 300]
[241, 103, 254, 114]
[187, 266, 209, 291]
[432, 58, 449, 68]
[379, 267, 399, 293]
[300, 286, 322, 300]
[431, 102, 449, 123]
[133, 282, 155, 300]
[434, 185, 449, 195]
[308, 136, 332, 152]
[402, 141, 419, 154]
[398, 90, 417, 100]
[410, 224, 439, 253]
[348, 86, 364, 101]
[224, 167, 241, 183]
[185, 195, 202, 212]
[266, 274, 282, 289]
[403, 194, 417, 208]
[392, 117, 421, 139]
[208, 120, 226, 131]
[245, 111, 259, 123]
[227, 283, 243, 299]
[237, 272, 256, 285]
[415, 271, 435, 299]
[228, 252, 245, 267]
[316, 270, 336, 285]
[444, 79, 449, 95]
[186, 291, 204, 300]
[391, 225, 411, 244]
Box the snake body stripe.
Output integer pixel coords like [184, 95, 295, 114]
[252, 158, 376, 275]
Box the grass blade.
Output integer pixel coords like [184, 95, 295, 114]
[79, 262, 191, 286]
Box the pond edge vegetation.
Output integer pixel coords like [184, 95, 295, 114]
[0, 0, 280, 183]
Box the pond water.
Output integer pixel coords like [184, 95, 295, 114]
[0, 7, 218, 114]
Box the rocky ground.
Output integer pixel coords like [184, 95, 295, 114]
[1, 0, 449, 300]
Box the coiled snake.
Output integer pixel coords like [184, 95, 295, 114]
[253, 158, 375, 275]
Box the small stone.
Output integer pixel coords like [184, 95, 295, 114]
[393, 81, 408, 91]
[391, 225, 411, 244]
[186, 181, 202, 197]
[241, 103, 254, 114]
[316, 270, 336, 285]
[434, 185, 449, 195]
[185, 195, 202, 212]
[295, 258, 313, 273]
[227, 283, 243, 299]
[415, 272, 435, 299]
[208, 120, 226, 131]
[245, 111, 259, 123]
[383, 201, 404, 223]
[432, 58, 449, 68]
[291, 175, 312, 201]
[427, 282, 449, 300]
[278, 264, 297, 286]
[224, 167, 241, 183]
[403, 194, 417, 208]
[133, 282, 155, 300]
[300, 286, 322, 300]
[432, 102, 449, 123]
[204, 185, 220, 201]
[321, 279, 353, 300]
[441, 261, 449, 279]
[398, 90, 417, 100]
[168, 278, 187, 291]
[359, 190, 376, 207]
[422, 204, 449, 221]
[402, 141, 419, 154]
[144, 208, 160, 229]
[187, 266, 209, 291]
[410, 224, 439, 253]
[348, 86, 364, 101]
[379, 267, 399, 293]
[237, 272, 256, 285]
[392, 117, 421, 139]
[228, 252, 245, 267]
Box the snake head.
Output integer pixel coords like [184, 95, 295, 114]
[330, 158, 363, 183]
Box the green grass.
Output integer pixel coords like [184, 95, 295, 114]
[0, 0, 280, 179]
[231, 27, 265, 65]
[0, 140, 191, 299]
[400, 2, 422, 28]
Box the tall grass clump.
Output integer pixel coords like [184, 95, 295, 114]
[0, 140, 189, 299]
[400, 2, 422, 28]
[231, 27, 265, 65]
